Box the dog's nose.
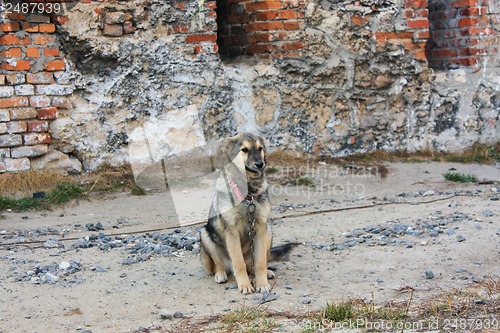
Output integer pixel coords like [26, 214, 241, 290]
[254, 161, 264, 170]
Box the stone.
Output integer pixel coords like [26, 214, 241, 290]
[43, 238, 61, 248]
[59, 261, 71, 270]
[424, 270, 434, 279]
[456, 235, 466, 242]
[45, 272, 59, 284]
[31, 149, 82, 175]
[173, 311, 184, 318]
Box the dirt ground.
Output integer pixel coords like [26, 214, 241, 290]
[0, 161, 499, 333]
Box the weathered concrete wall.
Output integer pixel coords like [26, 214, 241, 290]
[0, 0, 498, 173]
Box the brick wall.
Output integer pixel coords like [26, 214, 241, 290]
[0, 0, 498, 174]
[0, 7, 72, 172]
[427, 0, 497, 68]
[216, 0, 306, 58]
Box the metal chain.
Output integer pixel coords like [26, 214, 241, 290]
[246, 197, 257, 278]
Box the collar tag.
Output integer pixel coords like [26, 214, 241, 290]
[230, 180, 244, 203]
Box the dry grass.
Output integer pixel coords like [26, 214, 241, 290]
[145, 276, 499, 333]
[0, 170, 69, 197]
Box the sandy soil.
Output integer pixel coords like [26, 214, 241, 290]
[0, 161, 499, 333]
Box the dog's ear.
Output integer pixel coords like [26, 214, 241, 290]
[214, 134, 240, 168]
[256, 134, 267, 162]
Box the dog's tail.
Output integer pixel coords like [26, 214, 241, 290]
[269, 242, 300, 262]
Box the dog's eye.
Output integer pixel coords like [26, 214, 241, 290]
[258, 146, 263, 151]
[241, 148, 249, 153]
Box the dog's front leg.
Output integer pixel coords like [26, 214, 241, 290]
[225, 231, 254, 294]
[253, 223, 272, 293]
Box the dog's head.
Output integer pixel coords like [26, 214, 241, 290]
[218, 132, 267, 174]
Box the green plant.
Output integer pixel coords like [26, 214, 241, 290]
[293, 177, 316, 187]
[443, 172, 478, 183]
[0, 182, 87, 212]
[322, 301, 354, 322]
[265, 166, 279, 174]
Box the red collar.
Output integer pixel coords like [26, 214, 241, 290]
[229, 180, 253, 203]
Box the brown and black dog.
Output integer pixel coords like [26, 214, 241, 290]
[200, 133, 293, 294]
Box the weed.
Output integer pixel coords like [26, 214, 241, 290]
[265, 166, 279, 174]
[291, 177, 316, 187]
[0, 182, 86, 212]
[443, 172, 478, 183]
[323, 301, 354, 322]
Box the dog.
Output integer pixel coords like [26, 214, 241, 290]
[200, 132, 294, 294]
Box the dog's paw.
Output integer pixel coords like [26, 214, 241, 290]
[256, 282, 271, 293]
[238, 280, 254, 294]
[214, 271, 227, 284]
[267, 270, 275, 279]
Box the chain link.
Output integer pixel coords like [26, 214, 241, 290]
[246, 197, 256, 277]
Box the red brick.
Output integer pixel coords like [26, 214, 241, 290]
[432, 48, 458, 58]
[464, 26, 493, 36]
[245, 1, 283, 11]
[7, 121, 27, 134]
[51, 96, 71, 109]
[23, 133, 51, 145]
[375, 31, 413, 43]
[351, 15, 370, 26]
[0, 60, 31, 71]
[11, 145, 48, 158]
[245, 21, 284, 32]
[173, 1, 187, 10]
[34, 35, 55, 45]
[414, 50, 427, 60]
[39, 23, 56, 33]
[44, 60, 65, 71]
[37, 107, 58, 120]
[3, 158, 30, 172]
[460, 7, 480, 16]
[0, 35, 31, 46]
[22, 22, 39, 33]
[407, 19, 430, 29]
[460, 47, 487, 56]
[53, 15, 69, 25]
[458, 18, 478, 27]
[185, 34, 217, 43]
[404, 0, 428, 8]
[248, 32, 272, 43]
[29, 96, 51, 108]
[0, 97, 29, 108]
[0, 22, 21, 32]
[26, 72, 54, 84]
[43, 48, 59, 57]
[7, 13, 27, 21]
[255, 11, 279, 21]
[0, 48, 22, 58]
[277, 9, 300, 19]
[281, 41, 303, 51]
[246, 43, 274, 53]
[415, 9, 428, 18]
[205, 1, 216, 10]
[451, 0, 477, 7]
[27, 121, 49, 132]
[415, 30, 431, 39]
[284, 21, 301, 30]
[404, 9, 415, 19]
[10, 108, 37, 120]
[26, 47, 40, 58]
[173, 23, 191, 33]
